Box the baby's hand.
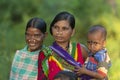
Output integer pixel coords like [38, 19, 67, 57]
[74, 65, 86, 76]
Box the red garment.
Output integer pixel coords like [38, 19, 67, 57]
[48, 43, 85, 80]
[37, 51, 47, 80]
[77, 43, 84, 64]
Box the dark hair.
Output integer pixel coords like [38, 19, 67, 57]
[50, 11, 75, 35]
[53, 71, 78, 80]
[88, 25, 107, 40]
[25, 17, 47, 34]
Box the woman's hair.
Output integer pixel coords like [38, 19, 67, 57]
[25, 17, 47, 34]
[53, 71, 78, 80]
[50, 11, 75, 35]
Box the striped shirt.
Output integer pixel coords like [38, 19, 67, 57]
[85, 49, 111, 78]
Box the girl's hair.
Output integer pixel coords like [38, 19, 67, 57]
[50, 11, 75, 35]
[53, 71, 78, 80]
[25, 17, 47, 34]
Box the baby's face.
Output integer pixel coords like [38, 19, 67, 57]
[87, 32, 105, 54]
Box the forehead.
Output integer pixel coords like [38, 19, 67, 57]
[26, 27, 42, 34]
[54, 20, 70, 27]
[87, 31, 103, 40]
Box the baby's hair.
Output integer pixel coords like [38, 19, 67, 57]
[54, 71, 78, 80]
[88, 25, 107, 40]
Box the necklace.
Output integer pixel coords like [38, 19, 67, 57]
[61, 45, 69, 51]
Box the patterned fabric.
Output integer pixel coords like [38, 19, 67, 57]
[37, 47, 52, 80]
[85, 48, 111, 78]
[37, 51, 47, 80]
[46, 42, 85, 80]
[10, 45, 43, 80]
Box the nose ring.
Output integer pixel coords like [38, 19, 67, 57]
[33, 40, 35, 42]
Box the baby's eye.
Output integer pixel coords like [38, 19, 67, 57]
[87, 41, 91, 44]
[93, 42, 100, 45]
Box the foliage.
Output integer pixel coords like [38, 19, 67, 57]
[0, 0, 120, 80]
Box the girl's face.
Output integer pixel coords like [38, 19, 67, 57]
[52, 20, 74, 44]
[25, 27, 45, 52]
[87, 32, 105, 54]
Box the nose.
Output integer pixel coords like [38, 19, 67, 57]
[28, 39, 36, 42]
[89, 44, 94, 50]
[56, 29, 63, 35]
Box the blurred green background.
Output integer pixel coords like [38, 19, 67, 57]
[0, 0, 120, 80]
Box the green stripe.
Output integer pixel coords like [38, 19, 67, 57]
[42, 47, 52, 76]
[42, 58, 48, 76]
[71, 42, 76, 57]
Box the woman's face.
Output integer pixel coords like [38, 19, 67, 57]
[25, 27, 45, 52]
[52, 20, 74, 44]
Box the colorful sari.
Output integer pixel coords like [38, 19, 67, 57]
[37, 47, 52, 80]
[46, 42, 85, 80]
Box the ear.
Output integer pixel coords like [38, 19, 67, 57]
[103, 40, 106, 47]
[44, 32, 48, 38]
[71, 29, 75, 37]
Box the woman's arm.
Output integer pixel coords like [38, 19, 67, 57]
[80, 44, 88, 61]
[74, 66, 105, 79]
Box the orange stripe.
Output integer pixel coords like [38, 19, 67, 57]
[75, 47, 78, 61]
[49, 56, 64, 70]
[97, 70, 107, 77]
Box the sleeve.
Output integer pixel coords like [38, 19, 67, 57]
[94, 50, 108, 77]
[9, 50, 20, 80]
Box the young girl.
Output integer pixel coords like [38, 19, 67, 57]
[54, 71, 78, 80]
[10, 17, 47, 80]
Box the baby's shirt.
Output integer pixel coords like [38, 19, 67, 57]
[85, 49, 111, 78]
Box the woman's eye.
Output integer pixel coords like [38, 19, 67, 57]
[34, 34, 41, 37]
[63, 27, 68, 30]
[53, 26, 56, 28]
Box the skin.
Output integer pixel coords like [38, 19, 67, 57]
[52, 20, 74, 49]
[74, 31, 106, 79]
[87, 31, 106, 54]
[25, 27, 46, 52]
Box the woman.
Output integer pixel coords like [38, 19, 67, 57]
[41, 11, 88, 80]
[10, 17, 47, 80]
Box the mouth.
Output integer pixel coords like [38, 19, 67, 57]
[28, 43, 36, 47]
[55, 36, 63, 40]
